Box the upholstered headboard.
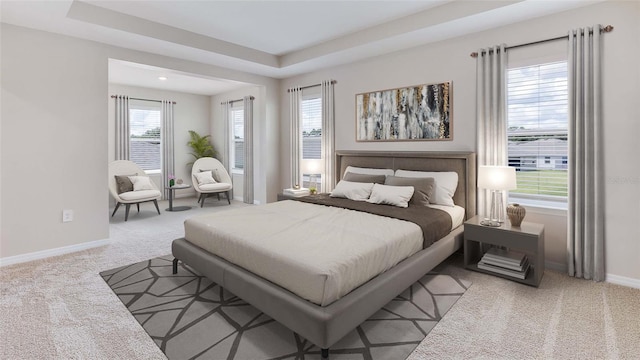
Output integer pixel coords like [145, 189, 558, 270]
[335, 151, 476, 219]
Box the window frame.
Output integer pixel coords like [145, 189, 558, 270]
[300, 92, 322, 189]
[506, 59, 569, 211]
[229, 104, 244, 175]
[129, 100, 162, 174]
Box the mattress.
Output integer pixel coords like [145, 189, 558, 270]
[184, 200, 451, 306]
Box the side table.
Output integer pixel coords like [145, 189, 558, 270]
[165, 184, 192, 212]
[464, 215, 545, 287]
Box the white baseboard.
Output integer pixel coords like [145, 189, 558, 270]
[0, 238, 110, 267]
[606, 273, 640, 289]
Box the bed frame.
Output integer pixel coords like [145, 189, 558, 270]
[172, 151, 476, 359]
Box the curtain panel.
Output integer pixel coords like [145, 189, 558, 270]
[114, 95, 130, 160]
[161, 100, 175, 200]
[289, 87, 302, 188]
[243, 96, 254, 204]
[567, 25, 605, 281]
[476, 44, 508, 217]
[321, 80, 336, 193]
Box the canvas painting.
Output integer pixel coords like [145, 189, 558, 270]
[356, 82, 451, 141]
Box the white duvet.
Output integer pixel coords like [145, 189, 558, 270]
[184, 200, 426, 306]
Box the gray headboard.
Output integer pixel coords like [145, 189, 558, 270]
[335, 151, 476, 219]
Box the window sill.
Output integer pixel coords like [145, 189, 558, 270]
[231, 169, 244, 175]
[145, 170, 161, 175]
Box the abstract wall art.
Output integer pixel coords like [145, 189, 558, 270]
[356, 81, 452, 141]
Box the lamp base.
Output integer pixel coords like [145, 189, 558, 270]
[480, 219, 502, 227]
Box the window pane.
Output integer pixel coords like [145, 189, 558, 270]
[231, 108, 244, 170]
[130, 107, 161, 171]
[507, 61, 568, 200]
[302, 97, 321, 160]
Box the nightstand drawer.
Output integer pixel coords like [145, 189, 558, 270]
[465, 225, 540, 253]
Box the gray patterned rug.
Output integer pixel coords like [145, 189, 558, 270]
[101, 256, 471, 360]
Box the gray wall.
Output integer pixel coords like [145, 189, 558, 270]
[279, 1, 640, 283]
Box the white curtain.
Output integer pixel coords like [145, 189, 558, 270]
[476, 44, 508, 217]
[114, 95, 130, 160]
[243, 96, 254, 204]
[289, 87, 302, 188]
[567, 25, 605, 281]
[321, 80, 335, 192]
[161, 100, 175, 200]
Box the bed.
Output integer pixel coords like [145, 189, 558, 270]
[172, 151, 476, 358]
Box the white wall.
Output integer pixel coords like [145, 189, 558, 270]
[1, 23, 280, 259]
[107, 84, 211, 199]
[1, 24, 109, 258]
[280, 1, 640, 283]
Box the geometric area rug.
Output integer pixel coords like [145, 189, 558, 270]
[101, 255, 471, 360]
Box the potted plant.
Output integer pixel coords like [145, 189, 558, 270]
[187, 130, 217, 165]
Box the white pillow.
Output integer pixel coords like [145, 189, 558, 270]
[344, 166, 394, 177]
[194, 171, 217, 185]
[367, 184, 414, 208]
[394, 170, 458, 207]
[330, 180, 374, 201]
[128, 176, 155, 191]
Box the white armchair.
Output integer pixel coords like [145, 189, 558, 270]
[108, 160, 162, 221]
[191, 157, 233, 207]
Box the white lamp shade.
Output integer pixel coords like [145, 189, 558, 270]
[301, 159, 323, 174]
[477, 165, 517, 190]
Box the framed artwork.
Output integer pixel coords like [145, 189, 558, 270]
[356, 81, 451, 141]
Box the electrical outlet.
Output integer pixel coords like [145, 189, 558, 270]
[62, 209, 74, 223]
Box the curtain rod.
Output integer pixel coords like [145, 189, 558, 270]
[470, 25, 613, 58]
[286, 80, 337, 93]
[220, 96, 255, 105]
[110, 95, 175, 104]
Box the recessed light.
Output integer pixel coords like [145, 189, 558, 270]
[158, 76, 168, 81]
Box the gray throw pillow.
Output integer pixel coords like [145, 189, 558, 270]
[342, 172, 386, 184]
[115, 174, 136, 194]
[385, 176, 436, 206]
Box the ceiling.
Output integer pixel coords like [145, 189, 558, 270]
[1, 0, 602, 95]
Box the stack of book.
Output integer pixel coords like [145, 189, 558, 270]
[283, 188, 311, 197]
[478, 247, 530, 280]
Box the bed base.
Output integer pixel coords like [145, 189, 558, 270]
[171, 226, 463, 358]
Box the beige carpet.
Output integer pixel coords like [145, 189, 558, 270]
[1, 197, 639, 359]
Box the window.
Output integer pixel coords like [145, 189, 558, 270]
[129, 102, 161, 172]
[301, 96, 322, 188]
[507, 61, 568, 205]
[230, 106, 244, 172]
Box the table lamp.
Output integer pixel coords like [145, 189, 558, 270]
[301, 159, 323, 194]
[477, 165, 517, 227]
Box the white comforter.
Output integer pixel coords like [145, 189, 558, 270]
[184, 200, 425, 306]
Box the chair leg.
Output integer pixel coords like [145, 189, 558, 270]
[111, 202, 121, 217]
[226, 191, 231, 205]
[217, 193, 221, 201]
[125, 204, 131, 221]
[137, 203, 140, 213]
[153, 200, 161, 215]
[200, 194, 206, 208]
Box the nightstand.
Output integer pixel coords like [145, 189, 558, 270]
[464, 215, 545, 287]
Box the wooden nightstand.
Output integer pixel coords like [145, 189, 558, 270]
[464, 215, 545, 287]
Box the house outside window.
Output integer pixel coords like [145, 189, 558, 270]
[507, 61, 568, 206]
[129, 102, 161, 172]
